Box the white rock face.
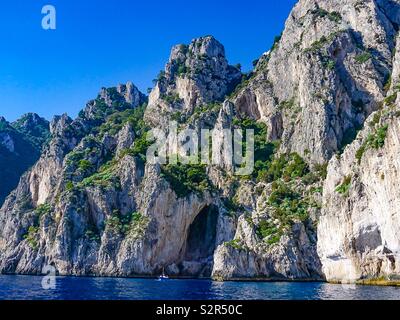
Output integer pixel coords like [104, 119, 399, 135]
[319, 108, 400, 282]
[117, 82, 145, 106]
[234, 0, 399, 163]
[317, 21, 400, 283]
[212, 218, 322, 280]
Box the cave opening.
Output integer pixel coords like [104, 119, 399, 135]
[183, 205, 219, 276]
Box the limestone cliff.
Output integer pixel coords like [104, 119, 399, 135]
[1, 0, 400, 284]
[318, 55, 400, 284]
[0, 114, 50, 206]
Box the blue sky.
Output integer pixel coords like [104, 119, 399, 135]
[0, 0, 297, 121]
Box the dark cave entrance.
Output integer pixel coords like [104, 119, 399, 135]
[182, 205, 219, 276]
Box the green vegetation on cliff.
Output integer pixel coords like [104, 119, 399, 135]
[335, 175, 352, 195]
[161, 161, 212, 198]
[356, 124, 389, 164]
[105, 210, 149, 238]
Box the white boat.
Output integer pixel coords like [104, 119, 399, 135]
[158, 268, 169, 281]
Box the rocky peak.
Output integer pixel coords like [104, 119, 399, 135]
[50, 113, 73, 136]
[166, 36, 226, 73]
[12, 113, 48, 130]
[11, 113, 50, 150]
[146, 36, 242, 126]
[1, 113, 50, 151]
[191, 36, 225, 57]
[117, 81, 146, 106]
[80, 84, 146, 124]
[164, 35, 241, 88]
[167, 36, 226, 73]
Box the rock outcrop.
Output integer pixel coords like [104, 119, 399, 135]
[0, 114, 50, 206]
[145, 36, 242, 127]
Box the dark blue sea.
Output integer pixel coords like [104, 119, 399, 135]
[0, 275, 399, 300]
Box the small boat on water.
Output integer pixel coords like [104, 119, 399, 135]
[158, 268, 169, 281]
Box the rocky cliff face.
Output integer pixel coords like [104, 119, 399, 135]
[145, 36, 242, 128]
[0, 114, 50, 206]
[0, 36, 322, 280]
[1, 0, 400, 284]
[318, 110, 400, 283]
[212, 0, 400, 283]
[318, 35, 400, 284]
[234, 0, 399, 163]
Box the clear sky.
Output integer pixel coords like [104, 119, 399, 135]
[0, 0, 297, 121]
